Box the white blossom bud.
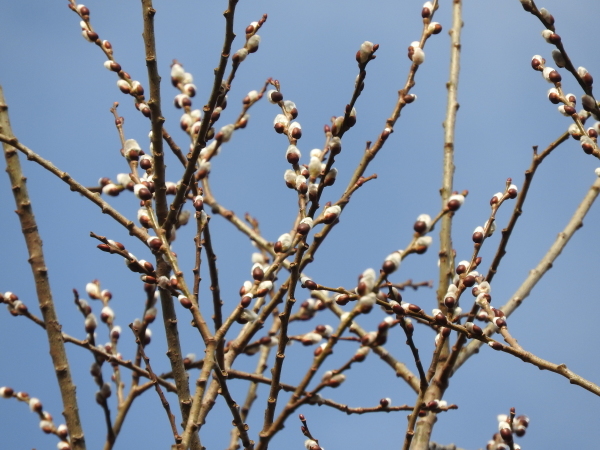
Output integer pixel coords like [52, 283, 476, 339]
[247, 34, 260, 52]
[275, 233, 293, 252]
[542, 66, 558, 82]
[541, 29, 553, 43]
[284, 169, 296, 186]
[308, 156, 321, 179]
[218, 124, 235, 142]
[357, 293, 377, 311]
[288, 122, 302, 140]
[86, 282, 101, 299]
[233, 48, 248, 62]
[171, 63, 185, 81]
[416, 236, 432, 248]
[358, 41, 374, 63]
[411, 47, 425, 65]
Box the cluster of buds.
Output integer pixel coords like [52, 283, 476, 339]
[270, 83, 304, 142]
[1, 291, 28, 316]
[283, 151, 338, 199]
[85, 281, 111, 303]
[486, 412, 529, 450]
[239, 279, 272, 308]
[532, 55, 600, 154]
[231, 14, 267, 64]
[0, 387, 70, 449]
[331, 105, 357, 136]
[171, 61, 203, 134]
[295, 298, 326, 321]
[123, 252, 156, 279]
[70, 4, 151, 116]
[471, 281, 507, 329]
[362, 317, 395, 347]
[454, 257, 482, 288]
[321, 370, 346, 388]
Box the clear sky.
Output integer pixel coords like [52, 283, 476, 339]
[1, 1, 599, 449]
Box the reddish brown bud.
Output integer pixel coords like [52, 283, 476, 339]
[303, 280, 318, 290]
[463, 275, 476, 287]
[335, 294, 350, 305]
[179, 295, 192, 309]
[408, 304, 422, 313]
[548, 70, 562, 83]
[549, 33, 561, 44]
[252, 266, 264, 281]
[297, 223, 311, 235]
[434, 313, 447, 326]
[240, 295, 252, 307]
[86, 30, 98, 42]
[489, 341, 503, 350]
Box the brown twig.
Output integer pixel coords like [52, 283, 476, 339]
[130, 323, 182, 445]
[454, 173, 600, 371]
[0, 86, 87, 450]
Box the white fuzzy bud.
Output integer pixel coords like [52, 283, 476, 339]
[358, 41, 374, 63]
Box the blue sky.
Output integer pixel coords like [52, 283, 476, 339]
[1, 1, 600, 449]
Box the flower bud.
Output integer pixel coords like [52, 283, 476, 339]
[410, 47, 425, 65]
[531, 54, 544, 71]
[288, 122, 302, 140]
[542, 66, 561, 83]
[297, 217, 313, 235]
[247, 35, 260, 53]
[323, 205, 341, 224]
[286, 145, 301, 165]
[447, 193, 465, 211]
[382, 251, 402, 274]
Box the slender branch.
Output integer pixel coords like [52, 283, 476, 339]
[454, 173, 600, 371]
[413, 2, 462, 447]
[140, 0, 167, 228]
[486, 131, 569, 283]
[130, 323, 182, 446]
[437, 0, 462, 308]
[212, 365, 254, 450]
[163, 0, 239, 232]
[0, 132, 150, 243]
[0, 86, 86, 450]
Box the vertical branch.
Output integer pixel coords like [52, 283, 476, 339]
[141, 0, 167, 225]
[139, 4, 199, 449]
[0, 86, 86, 450]
[157, 284, 198, 450]
[415, 2, 463, 449]
[436, 0, 463, 309]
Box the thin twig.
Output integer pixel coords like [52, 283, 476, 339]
[454, 173, 600, 371]
[130, 323, 182, 446]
